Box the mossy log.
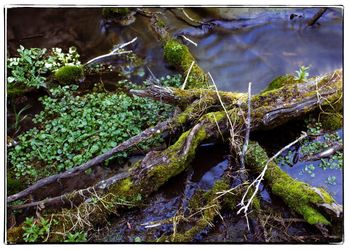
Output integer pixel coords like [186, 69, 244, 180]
[245, 141, 342, 225]
[130, 84, 247, 109]
[7, 69, 342, 243]
[149, 15, 208, 89]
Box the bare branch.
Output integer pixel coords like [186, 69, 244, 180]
[84, 37, 137, 65]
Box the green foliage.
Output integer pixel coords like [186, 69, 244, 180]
[325, 175, 337, 186]
[7, 46, 48, 89]
[8, 85, 175, 183]
[64, 231, 87, 242]
[7, 46, 81, 90]
[294, 65, 310, 82]
[10, 104, 31, 137]
[300, 123, 342, 160]
[45, 47, 81, 70]
[134, 236, 142, 243]
[277, 117, 343, 181]
[54, 65, 84, 85]
[22, 217, 53, 242]
[159, 74, 182, 88]
[300, 164, 316, 178]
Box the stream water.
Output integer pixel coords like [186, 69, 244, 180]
[7, 7, 343, 243]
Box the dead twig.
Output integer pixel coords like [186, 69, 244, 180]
[182, 61, 195, 89]
[84, 37, 137, 65]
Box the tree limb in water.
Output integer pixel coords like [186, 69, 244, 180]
[308, 8, 328, 26]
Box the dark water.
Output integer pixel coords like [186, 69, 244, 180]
[183, 8, 343, 93]
[279, 129, 343, 204]
[7, 7, 343, 93]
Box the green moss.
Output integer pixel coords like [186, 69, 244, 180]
[167, 179, 230, 242]
[163, 39, 207, 89]
[245, 142, 333, 225]
[7, 226, 24, 243]
[262, 75, 296, 93]
[54, 65, 84, 85]
[117, 177, 133, 193]
[202, 110, 226, 124]
[319, 113, 343, 131]
[156, 18, 166, 28]
[142, 127, 207, 191]
[101, 7, 130, 19]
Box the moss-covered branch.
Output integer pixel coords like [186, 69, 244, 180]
[130, 84, 247, 109]
[245, 141, 342, 225]
[148, 14, 208, 89]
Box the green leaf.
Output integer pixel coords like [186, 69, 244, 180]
[90, 144, 99, 154]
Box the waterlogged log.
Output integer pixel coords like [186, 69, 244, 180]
[245, 141, 342, 225]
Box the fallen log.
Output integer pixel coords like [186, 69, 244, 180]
[7, 68, 342, 243]
[130, 84, 247, 108]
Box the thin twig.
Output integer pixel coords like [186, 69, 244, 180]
[208, 72, 235, 131]
[237, 132, 308, 230]
[181, 35, 198, 47]
[182, 61, 195, 90]
[84, 37, 137, 65]
[240, 82, 252, 172]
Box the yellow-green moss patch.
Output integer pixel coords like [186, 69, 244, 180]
[163, 39, 207, 89]
[54, 65, 84, 85]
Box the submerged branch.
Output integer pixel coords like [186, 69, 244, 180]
[308, 8, 328, 26]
